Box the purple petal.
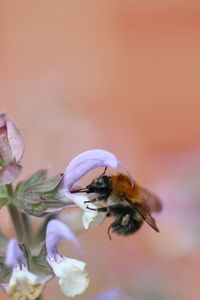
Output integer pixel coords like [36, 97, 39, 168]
[93, 288, 133, 300]
[0, 116, 12, 162]
[92, 288, 124, 300]
[0, 163, 22, 185]
[63, 149, 133, 190]
[0, 114, 6, 127]
[46, 220, 83, 257]
[5, 239, 26, 266]
[6, 118, 24, 162]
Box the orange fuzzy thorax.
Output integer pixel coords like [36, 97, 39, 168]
[110, 173, 140, 202]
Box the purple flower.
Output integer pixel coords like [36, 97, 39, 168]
[5, 239, 43, 300]
[46, 220, 89, 297]
[0, 114, 24, 185]
[63, 149, 133, 191]
[62, 149, 133, 228]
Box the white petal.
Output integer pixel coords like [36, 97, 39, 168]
[64, 191, 90, 209]
[7, 267, 43, 300]
[47, 256, 89, 297]
[64, 191, 106, 228]
[82, 210, 106, 229]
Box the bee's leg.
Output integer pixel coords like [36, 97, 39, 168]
[106, 205, 130, 239]
[84, 196, 106, 204]
[84, 198, 97, 204]
[86, 206, 108, 212]
[107, 213, 127, 241]
[87, 204, 127, 213]
[107, 224, 112, 240]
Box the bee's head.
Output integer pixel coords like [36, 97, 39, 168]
[86, 175, 111, 194]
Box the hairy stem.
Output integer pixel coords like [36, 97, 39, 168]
[21, 212, 32, 245]
[35, 295, 43, 300]
[7, 203, 24, 243]
[6, 184, 24, 243]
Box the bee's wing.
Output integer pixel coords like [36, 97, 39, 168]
[137, 186, 162, 213]
[125, 186, 161, 232]
[133, 201, 160, 232]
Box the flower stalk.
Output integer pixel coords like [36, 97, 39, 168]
[6, 184, 24, 243]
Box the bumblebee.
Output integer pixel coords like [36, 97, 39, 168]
[73, 169, 162, 239]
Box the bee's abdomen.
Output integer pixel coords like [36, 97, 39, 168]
[112, 212, 143, 235]
[108, 205, 144, 235]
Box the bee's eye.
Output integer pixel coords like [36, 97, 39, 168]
[86, 176, 110, 193]
[96, 176, 109, 189]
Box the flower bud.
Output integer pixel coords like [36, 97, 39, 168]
[0, 114, 24, 185]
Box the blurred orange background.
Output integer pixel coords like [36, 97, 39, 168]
[1, 1, 200, 299]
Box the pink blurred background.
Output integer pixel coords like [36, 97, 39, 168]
[1, 1, 200, 299]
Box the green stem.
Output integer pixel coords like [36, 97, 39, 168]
[5, 183, 13, 199]
[21, 212, 32, 245]
[35, 295, 43, 300]
[7, 204, 24, 243]
[6, 184, 24, 243]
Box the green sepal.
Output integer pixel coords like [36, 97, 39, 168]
[16, 169, 48, 194]
[0, 186, 7, 198]
[25, 174, 62, 193]
[0, 230, 8, 254]
[19, 243, 32, 270]
[0, 256, 11, 284]
[19, 243, 51, 273]
[0, 198, 8, 209]
[14, 173, 66, 217]
[32, 244, 52, 272]
[0, 185, 8, 208]
[0, 185, 8, 209]
[30, 244, 53, 282]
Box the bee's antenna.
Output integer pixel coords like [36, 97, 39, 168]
[107, 225, 112, 241]
[99, 167, 107, 177]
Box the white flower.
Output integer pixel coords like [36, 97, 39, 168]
[5, 239, 43, 300]
[46, 220, 89, 297]
[7, 265, 43, 300]
[47, 255, 89, 297]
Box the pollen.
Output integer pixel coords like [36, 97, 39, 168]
[121, 214, 130, 226]
[7, 270, 43, 300]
